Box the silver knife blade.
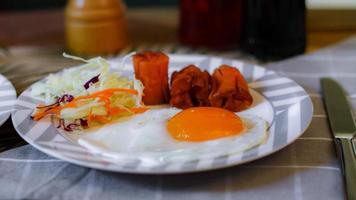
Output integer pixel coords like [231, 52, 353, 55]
[321, 78, 356, 138]
[321, 77, 356, 200]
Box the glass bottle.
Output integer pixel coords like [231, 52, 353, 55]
[65, 0, 128, 55]
[241, 0, 306, 60]
[179, 0, 243, 49]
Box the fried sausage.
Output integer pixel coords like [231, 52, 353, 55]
[170, 65, 210, 109]
[133, 51, 170, 105]
[209, 65, 253, 112]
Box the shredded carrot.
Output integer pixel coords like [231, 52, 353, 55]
[31, 87, 147, 128]
[75, 88, 138, 101]
[90, 115, 111, 123]
[61, 88, 138, 110]
[32, 106, 61, 121]
[130, 107, 148, 113]
[109, 107, 126, 115]
[108, 106, 147, 116]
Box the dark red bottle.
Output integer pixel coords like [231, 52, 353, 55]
[179, 0, 243, 49]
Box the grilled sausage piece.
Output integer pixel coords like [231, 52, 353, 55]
[170, 65, 211, 109]
[209, 65, 253, 112]
[133, 51, 170, 105]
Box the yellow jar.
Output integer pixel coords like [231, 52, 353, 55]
[65, 0, 128, 55]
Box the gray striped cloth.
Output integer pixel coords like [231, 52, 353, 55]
[1, 37, 356, 199]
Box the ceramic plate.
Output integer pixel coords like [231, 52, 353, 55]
[0, 74, 16, 126]
[12, 54, 313, 174]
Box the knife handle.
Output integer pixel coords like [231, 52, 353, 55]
[338, 138, 356, 200]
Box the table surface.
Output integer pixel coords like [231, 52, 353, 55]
[0, 7, 356, 200]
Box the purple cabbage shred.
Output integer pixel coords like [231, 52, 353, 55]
[80, 119, 89, 128]
[58, 94, 74, 103]
[84, 74, 100, 90]
[57, 118, 88, 132]
[36, 94, 74, 109]
[65, 123, 80, 132]
[57, 119, 64, 129]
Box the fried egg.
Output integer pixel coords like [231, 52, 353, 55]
[78, 107, 268, 166]
[167, 107, 245, 142]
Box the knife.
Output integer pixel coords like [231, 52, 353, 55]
[321, 78, 356, 200]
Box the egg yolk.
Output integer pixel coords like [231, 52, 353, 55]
[167, 107, 244, 142]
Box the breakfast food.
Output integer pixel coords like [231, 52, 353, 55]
[170, 65, 210, 109]
[31, 53, 146, 131]
[167, 107, 244, 141]
[209, 65, 253, 112]
[169, 64, 253, 112]
[31, 52, 256, 136]
[78, 107, 267, 164]
[30, 52, 268, 165]
[133, 51, 170, 105]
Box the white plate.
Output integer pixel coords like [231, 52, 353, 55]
[12, 54, 313, 174]
[0, 73, 16, 126]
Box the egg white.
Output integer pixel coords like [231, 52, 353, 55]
[77, 107, 268, 166]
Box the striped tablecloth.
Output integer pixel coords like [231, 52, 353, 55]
[1, 37, 356, 199]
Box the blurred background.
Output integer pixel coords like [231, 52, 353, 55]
[1, 0, 356, 10]
[0, 0, 177, 9]
[0, 0, 356, 58]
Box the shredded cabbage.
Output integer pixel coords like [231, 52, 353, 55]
[31, 53, 145, 125]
